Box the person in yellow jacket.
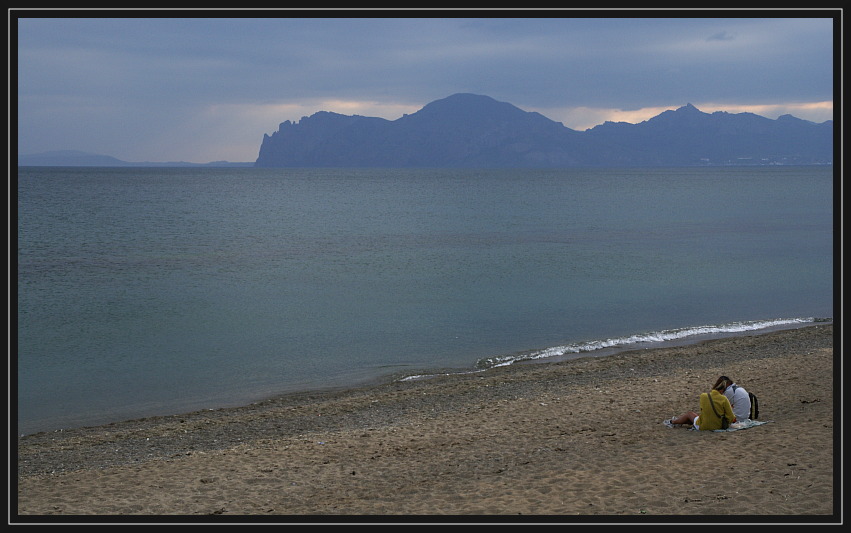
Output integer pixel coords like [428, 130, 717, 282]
[666, 376, 737, 430]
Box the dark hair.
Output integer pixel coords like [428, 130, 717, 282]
[713, 376, 731, 391]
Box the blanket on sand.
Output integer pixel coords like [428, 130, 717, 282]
[709, 419, 772, 432]
[663, 418, 772, 431]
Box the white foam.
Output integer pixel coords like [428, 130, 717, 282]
[474, 317, 822, 369]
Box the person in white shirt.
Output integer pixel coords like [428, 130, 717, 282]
[718, 375, 751, 421]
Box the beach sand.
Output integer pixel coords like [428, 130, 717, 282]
[15, 324, 837, 521]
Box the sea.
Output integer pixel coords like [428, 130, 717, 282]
[15, 165, 835, 435]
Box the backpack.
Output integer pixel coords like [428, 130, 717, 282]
[749, 392, 759, 420]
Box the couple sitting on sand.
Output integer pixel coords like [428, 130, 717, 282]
[665, 375, 752, 431]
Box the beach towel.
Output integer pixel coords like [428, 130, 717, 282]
[663, 418, 772, 431]
[710, 419, 771, 432]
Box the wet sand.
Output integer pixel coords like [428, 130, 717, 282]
[15, 324, 836, 522]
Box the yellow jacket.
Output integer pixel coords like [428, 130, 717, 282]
[698, 389, 736, 430]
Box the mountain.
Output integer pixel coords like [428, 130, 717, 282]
[585, 103, 834, 166]
[256, 94, 605, 167]
[255, 94, 833, 167]
[17, 150, 254, 167]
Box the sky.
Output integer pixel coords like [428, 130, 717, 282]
[14, 11, 837, 163]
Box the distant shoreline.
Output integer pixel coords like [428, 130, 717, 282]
[17, 162, 834, 169]
[17, 155, 255, 168]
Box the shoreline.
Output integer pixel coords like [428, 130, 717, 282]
[18, 318, 830, 437]
[15, 324, 837, 519]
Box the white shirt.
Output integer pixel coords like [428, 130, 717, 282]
[725, 383, 751, 421]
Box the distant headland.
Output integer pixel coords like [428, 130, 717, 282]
[256, 93, 833, 168]
[17, 150, 253, 168]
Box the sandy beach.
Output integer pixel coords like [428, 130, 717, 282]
[14, 324, 837, 522]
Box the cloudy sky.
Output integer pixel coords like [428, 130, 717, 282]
[15, 11, 836, 163]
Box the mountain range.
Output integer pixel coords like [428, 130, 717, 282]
[255, 93, 833, 168]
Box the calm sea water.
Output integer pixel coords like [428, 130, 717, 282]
[16, 166, 834, 435]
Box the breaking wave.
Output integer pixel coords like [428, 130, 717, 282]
[475, 317, 829, 369]
[400, 317, 829, 383]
